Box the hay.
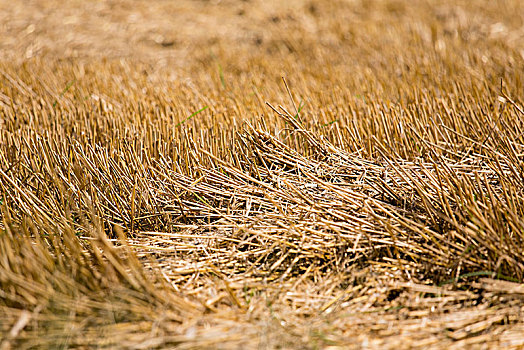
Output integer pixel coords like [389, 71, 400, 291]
[1, 0, 524, 348]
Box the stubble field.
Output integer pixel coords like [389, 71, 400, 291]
[1, 0, 524, 348]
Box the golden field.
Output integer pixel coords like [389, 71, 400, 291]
[1, 0, 524, 348]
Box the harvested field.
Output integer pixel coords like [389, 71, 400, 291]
[1, 0, 524, 348]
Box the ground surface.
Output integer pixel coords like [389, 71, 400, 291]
[1, 0, 524, 349]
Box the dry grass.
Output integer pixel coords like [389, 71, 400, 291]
[1, 0, 524, 348]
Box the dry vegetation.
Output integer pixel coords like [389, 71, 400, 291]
[1, 0, 524, 348]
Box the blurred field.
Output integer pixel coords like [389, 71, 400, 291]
[1, 0, 524, 348]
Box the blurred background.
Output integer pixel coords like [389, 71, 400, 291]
[1, 0, 523, 66]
